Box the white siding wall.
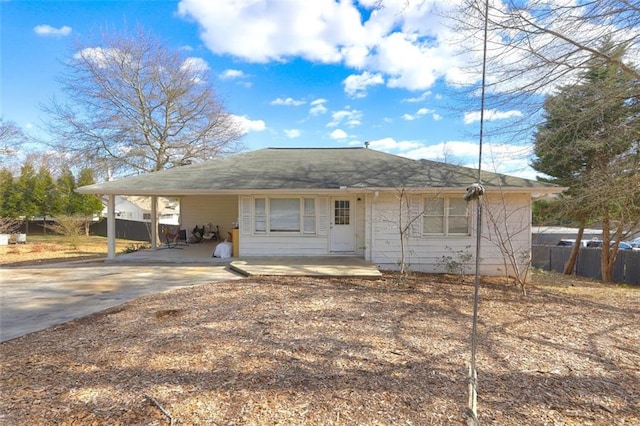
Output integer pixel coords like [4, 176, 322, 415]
[113, 198, 147, 222]
[181, 195, 239, 239]
[369, 192, 532, 276]
[480, 192, 532, 277]
[237, 193, 366, 257]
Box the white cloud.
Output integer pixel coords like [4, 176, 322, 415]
[309, 98, 328, 116]
[329, 129, 348, 140]
[367, 137, 423, 152]
[177, 0, 362, 63]
[402, 107, 434, 121]
[181, 57, 210, 73]
[343, 72, 384, 98]
[464, 109, 524, 125]
[231, 115, 266, 134]
[432, 113, 443, 121]
[34, 24, 72, 37]
[402, 140, 534, 177]
[75, 47, 126, 68]
[176, 0, 466, 92]
[284, 129, 302, 138]
[176, 0, 638, 98]
[270, 97, 306, 106]
[362, 136, 536, 178]
[219, 69, 246, 80]
[180, 57, 210, 84]
[403, 91, 432, 103]
[327, 108, 362, 128]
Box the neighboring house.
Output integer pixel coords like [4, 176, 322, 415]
[103, 195, 180, 225]
[77, 147, 563, 275]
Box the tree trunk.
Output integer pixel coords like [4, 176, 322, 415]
[601, 219, 613, 282]
[563, 225, 585, 274]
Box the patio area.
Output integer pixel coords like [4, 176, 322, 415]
[116, 241, 231, 265]
[113, 241, 382, 278]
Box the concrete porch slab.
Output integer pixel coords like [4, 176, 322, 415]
[230, 256, 382, 278]
[112, 246, 381, 278]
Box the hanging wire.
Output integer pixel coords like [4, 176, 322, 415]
[468, 0, 490, 423]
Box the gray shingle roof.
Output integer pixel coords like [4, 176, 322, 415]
[77, 148, 559, 195]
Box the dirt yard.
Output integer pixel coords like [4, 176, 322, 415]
[0, 235, 143, 267]
[1, 270, 638, 425]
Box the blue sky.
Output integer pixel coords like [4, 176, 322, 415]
[1, 0, 536, 178]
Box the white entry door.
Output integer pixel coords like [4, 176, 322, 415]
[330, 198, 355, 252]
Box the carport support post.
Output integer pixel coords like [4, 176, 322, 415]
[107, 194, 116, 260]
[151, 196, 158, 249]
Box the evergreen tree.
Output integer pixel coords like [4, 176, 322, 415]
[56, 167, 77, 215]
[32, 166, 61, 234]
[0, 168, 21, 218]
[74, 168, 104, 235]
[16, 162, 39, 231]
[532, 45, 640, 282]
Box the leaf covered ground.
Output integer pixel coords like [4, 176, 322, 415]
[1, 272, 638, 425]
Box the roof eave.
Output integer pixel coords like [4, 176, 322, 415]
[77, 185, 566, 197]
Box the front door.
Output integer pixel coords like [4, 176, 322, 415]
[330, 198, 355, 252]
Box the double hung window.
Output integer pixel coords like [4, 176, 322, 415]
[254, 197, 316, 234]
[423, 197, 470, 235]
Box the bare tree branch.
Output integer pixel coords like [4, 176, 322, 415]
[42, 26, 245, 176]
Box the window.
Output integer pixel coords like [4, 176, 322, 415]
[270, 198, 300, 232]
[303, 198, 316, 234]
[254, 197, 316, 234]
[143, 213, 151, 220]
[255, 198, 266, 233]
[423, 197, 469, 235]
[334, 200, 350, 225]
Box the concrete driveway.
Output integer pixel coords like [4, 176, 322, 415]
[0, 262, 243, 342]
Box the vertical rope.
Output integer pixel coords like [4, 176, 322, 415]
[468, 0, 490, 424]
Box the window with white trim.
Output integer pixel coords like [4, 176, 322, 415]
[423, 196, 470, 235]
[270, 198, 300, 232]
[303, 198, 316, 234]
[254, 198, 266, 233]
[254, 197, 316, 234]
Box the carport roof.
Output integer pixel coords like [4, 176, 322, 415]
[77, 147, 561, 195]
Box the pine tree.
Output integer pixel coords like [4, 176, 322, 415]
[532, 45, 640, 282]
[32, 166, 61, 235]
[74, 168, 104, 235]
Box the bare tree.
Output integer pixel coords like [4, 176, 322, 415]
[483, 192, 532, 294]
[0, 120, 28, 173]
[0, 120, 26, 152]
[453, 1, 640, 90]
[43, 26, 244, 175]
[447, 0, 640, 142]
[396, 188, 422, 276]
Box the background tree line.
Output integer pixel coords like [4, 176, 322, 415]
[0, 162, 103, 235]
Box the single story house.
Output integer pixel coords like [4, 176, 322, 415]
[77, 147, 562, 276]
